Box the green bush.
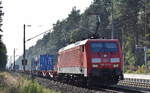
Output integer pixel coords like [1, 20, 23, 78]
[19, 79, 57, 93]
[125, 65, 150, 74]
[125, 70, 133, 73]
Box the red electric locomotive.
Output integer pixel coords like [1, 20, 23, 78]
[57, 39, 124, 85]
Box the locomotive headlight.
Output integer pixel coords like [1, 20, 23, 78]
[113, 64, 119, 68]
[111, 58, 120, 63]
[92, 64, 98, 68]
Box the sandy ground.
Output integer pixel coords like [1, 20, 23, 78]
[0, 72, 21, 93]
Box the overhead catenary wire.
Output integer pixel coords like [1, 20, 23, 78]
[26, 29, 51, 42]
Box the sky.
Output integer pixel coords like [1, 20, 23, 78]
[2, 0, 93, 63]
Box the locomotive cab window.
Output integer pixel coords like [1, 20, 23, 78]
[90, 42, 118, 53]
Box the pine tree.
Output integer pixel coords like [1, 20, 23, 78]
[0, 1, 7, 70]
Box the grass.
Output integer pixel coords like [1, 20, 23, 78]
[0, 71, 59, 93]
[19, 78, 57, 93]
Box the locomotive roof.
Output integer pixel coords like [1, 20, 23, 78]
[58, 39, 118, 52]
[59, 39, 88, 52]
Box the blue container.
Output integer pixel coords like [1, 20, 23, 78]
[31, 58, 39, 71]
[39, 54, 56, 71]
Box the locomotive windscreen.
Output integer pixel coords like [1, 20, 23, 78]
[91, 42, 118, 52]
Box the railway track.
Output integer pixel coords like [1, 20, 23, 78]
[31, 75, 148, 93]
[117, 79, 150, 93]
[124, 74, 150, 87]
[35, 76, 138, 93]
[117, 74, 150, 92]
[118, 79, 150, 88]
[91, 85, 146, 93]
[16, 72, 150, 93]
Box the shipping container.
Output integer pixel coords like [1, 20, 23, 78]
[39, 54, 56, 71]
[31, 58, 39, 71]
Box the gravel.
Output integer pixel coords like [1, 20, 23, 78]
[34, 77, 106, 93]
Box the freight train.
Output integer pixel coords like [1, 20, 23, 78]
[31, 39, 124, 86]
